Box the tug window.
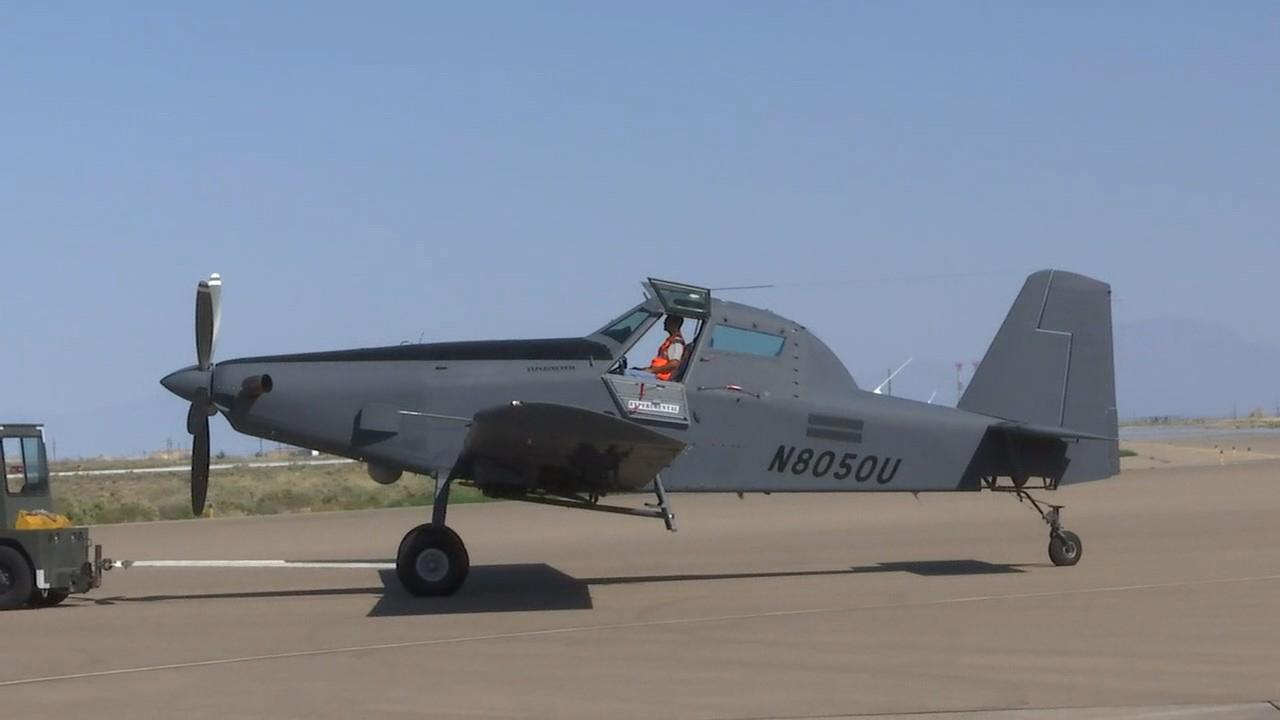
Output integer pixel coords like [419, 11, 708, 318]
[2, 436, 46, 496]
[21, 437, 47, 494]
[709, 325, 785, 357]
[3, 438, 24, 495]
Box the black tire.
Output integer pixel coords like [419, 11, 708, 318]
[395, 524, 469, 597]
[0, 546, 35, 610]
[1048, 530, 1083, 567]
[27, 589, 70, 608]
[396, 523, 425, 561]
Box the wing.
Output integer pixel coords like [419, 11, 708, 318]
[457, 402, 688, 495]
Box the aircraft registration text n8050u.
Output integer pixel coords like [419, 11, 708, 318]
[768, 445, 903, 484]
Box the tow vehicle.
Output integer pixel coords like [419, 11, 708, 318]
[0, 424, 104, 610]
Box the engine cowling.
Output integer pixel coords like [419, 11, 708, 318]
[367, 463, 403, 485]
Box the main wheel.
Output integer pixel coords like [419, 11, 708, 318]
[1048, 530, 1083, 567]
[396, 524, 423, 561]
[0, 546, 35, 610]
[396, 524, 470, 597]
[27, 589, 70, 608]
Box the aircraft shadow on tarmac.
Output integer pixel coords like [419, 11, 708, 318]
[78, 559, 1031, 617]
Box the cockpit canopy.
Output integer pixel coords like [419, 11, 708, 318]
[591, 279, 858, 396]
[591, 278, 709, 350]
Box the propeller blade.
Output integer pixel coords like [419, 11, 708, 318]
[208, 273, 222, 358]
[195, 273, 222, 370]
[191, 416, 210, 517]
[186, 390, 208, 435]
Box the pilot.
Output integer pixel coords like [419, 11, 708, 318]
[637, 315, 686, 381]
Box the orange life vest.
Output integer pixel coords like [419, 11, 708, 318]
[650, 332, 685, 382]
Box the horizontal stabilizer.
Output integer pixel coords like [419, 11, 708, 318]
[994, 421, 1117, 443]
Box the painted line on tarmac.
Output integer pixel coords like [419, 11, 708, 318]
[4, 571, 1280, 688]
[113, 560, 395, 570]
[719, 702, 1280, 720]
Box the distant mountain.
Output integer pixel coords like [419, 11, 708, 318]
[1114, 317, 1280, 419]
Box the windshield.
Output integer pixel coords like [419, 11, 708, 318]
[2, 435, 47, 496]
[596, 308, 658, 344]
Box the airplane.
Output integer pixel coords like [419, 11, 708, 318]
[161, 270, 1119, 597]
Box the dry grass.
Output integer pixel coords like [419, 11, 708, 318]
[1218, 417, 1280, 430]
[52, 462, 486, 525]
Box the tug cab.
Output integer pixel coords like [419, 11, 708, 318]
[0, 424, 102, 610]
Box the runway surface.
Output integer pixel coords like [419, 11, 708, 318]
[3, 455, 1278, 719]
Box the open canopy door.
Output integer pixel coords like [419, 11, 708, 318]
[645, 278, 711, 320]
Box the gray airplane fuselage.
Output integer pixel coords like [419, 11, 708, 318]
[159, 271, 1118, 596]
[172, 274, 1116, 498]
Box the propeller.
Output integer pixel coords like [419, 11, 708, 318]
[163, 274, 272, 517]
[184, 274, 221, 516]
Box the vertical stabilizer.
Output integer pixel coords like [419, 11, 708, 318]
[960, 270, 1119, 482]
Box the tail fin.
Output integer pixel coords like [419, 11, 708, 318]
[960, 270, 1119, 482]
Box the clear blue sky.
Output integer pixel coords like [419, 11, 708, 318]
[3, 3, 1277, 457]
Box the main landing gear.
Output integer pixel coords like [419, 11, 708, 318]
[986, 478, 1083, 567]
[396, 477, 470, 596]
[393, 473, 680, 597]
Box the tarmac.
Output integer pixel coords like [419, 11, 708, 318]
[2, 442, 1278, 719]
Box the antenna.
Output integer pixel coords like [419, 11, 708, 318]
[873, 358, 912, 395]
[711, 268, 1028, 293]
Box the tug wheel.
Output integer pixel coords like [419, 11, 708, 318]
[28, 589, 70, 608]
[396, 524, 470, 597]
[1048, 530, 1083, 567]
[0, 546, 34, 610]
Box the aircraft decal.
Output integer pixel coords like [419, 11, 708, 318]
[805, 414, 863, 444]
[526, 364, 578, 373]
[768, 445, 902, 484]
[627, 399, 682, 415]
[602, 375, 691, 426]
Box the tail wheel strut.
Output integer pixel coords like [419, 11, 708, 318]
[1009, 486, 1083, 567]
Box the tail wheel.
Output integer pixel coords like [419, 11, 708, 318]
[0, 546, 35, 610]
[396, 524, 470, 597]
[1048, 530, 1083, 567]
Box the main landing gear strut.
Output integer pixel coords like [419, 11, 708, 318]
[394, 473, 679, 597]
[396, 476, 470, 596]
